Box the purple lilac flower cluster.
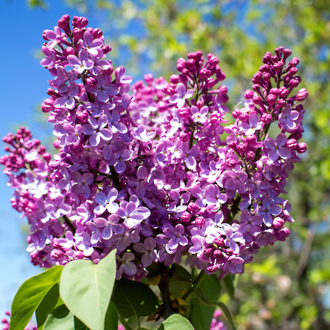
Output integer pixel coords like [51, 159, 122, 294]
[210, 310, 227, 330]
[1, 15, 308, 280]
[1, 312, 37, 330]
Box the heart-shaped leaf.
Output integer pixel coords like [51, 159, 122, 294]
[158, 314, 194, 330]
[60, 249, 116, 330]
[198, 274, 221, 302]
[111, 277, 158, 319]
[191, 298, 215, 330]
[43, 304, 88, 330]
[9, 265, 63, 330]
[104, 301, 118, 330]
[36, 283, 60, 330]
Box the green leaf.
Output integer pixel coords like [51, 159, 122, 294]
[43, 304, 88, 330]
[111, 277, 158, 319]
[198, 274, 221, 302]
[104, 301, 118, 330]
[216, 302, 236, 330]
[222, 274, 235, 299]
[169, 264, 192, 298]
[9, 265, 63, 330]
[59, 249, 116, 330]
[158, 314, 194, 330]
[36, 283, 60, 330]
[191, 299, 215, 330]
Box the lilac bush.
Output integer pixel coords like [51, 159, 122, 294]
[1, 14, 308, 328]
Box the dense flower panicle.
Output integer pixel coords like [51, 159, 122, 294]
[1, 16, 308, 281]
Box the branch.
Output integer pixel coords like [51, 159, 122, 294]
[158, 271, 173, 319]
[182, 270, 206, 301]
[62, 215, 76, 234]
[296, 224, 317, 279]
[110, 165, 121, 191]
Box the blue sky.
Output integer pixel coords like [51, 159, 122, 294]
[0, 0, 104, 316]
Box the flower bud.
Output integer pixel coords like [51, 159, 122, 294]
[273, 217, 285, 229]
[239, 112, 249, 122]
[246, 150, 255, 160]
[210, 113, 220, 125]
[41, 99, 54, 113]
[72, 27, 83, 41]
[178, 108, 190, 120]
[218, 85, 228, 95]
[213, 237, 224, 247]
[176, 58, 186, 72]
[42, 153, 52, 163]
[252, 84, 261, 92]
[77, 110, 89, 122]
[179, 131, 190, 142]
[170, 74, 180, 84]
[259, 64, 271, 73]
[253, 72, 263, 83]
[297, 142, 307, 153]
[279, 227, 290, 237]
[199, 68, 211, 79]
[58, 14, 71, 36]
[244, 90, 254, 99]
[158, 101, 167, 112]
[263, 72, 271, 83]
[186, 58, 196, 70]
[286, 139, 297, 150]
[289, 131, 302, 140]
[262, 52, 272, 64]
[266, 94, 277, 105]
[92, 28, 103, 39]
[180, 211, 191, 223]
[232, 108, 241, 119]
[288, 67, 298, 75]
[283, 48, 292, 60]
[102, 44, 111, 54]
[226, 158, 238, 169]
[246, 134, 257, 144]
[295, 88, 308, 102]
[222, 94, 229, 103]
[237, 142, 247, 154]
[280, 88, 289, 98]
[253, 95, 263, 106]
[278, 98, 286, 108]
[188, 202, 199, 214]
[65, 47, 75, 56]
[194, 216, 205, 227]
[207, 54, 219, 66]
[213, 249, 222, 257]
[290, 57, 300, 66]
[53, 139, 61, 149]
[216, 71, 226, 81]
[273, 61, 283, 73]
[206, 78, 216, 89]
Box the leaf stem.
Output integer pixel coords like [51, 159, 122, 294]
[182, 270, 206, 301]
[119, 316, 133, 330]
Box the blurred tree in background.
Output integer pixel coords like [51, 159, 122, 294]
[28, 0, 330, 329]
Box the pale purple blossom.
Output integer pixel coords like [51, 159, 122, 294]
[94, 188, 119, 215]
[169, 83, 194, 108]
[117, 200, 151, 228]
[264, 134, 291, 161]
[67, 49, 94, 74]
[258, 196, 282, 226]
[83, 115, 113, 146]
[133, 237, 157, 267]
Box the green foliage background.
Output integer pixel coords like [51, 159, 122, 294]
[29, 0, 330, 329]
